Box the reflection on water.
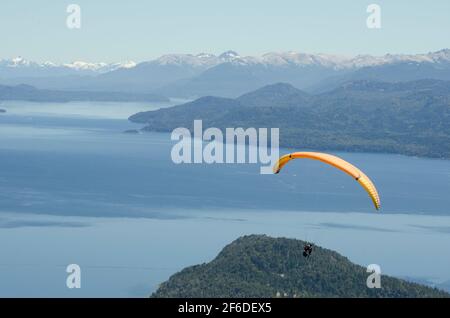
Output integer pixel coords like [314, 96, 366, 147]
[0, 101, 449, 297]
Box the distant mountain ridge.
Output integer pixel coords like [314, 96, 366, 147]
[2, 49, 450, 96]
[152, 235, 449, 298]
[157, 49, 450, 97]
[130, 79, 450, 159]
[3, 49, 450, 75]
[0, 56, 135, 77]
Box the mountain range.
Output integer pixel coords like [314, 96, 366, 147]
[152, 235, 449, 298]
[129, 79, 450, 159]
[0, 56, 136, 77]
[2, 49, 450, 97]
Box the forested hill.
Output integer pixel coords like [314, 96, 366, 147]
[152, 235, 449, 298]
[130, 79, 450, 159]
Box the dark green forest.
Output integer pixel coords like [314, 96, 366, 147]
[130, 80, 450, 159]
[152, 235, 449, 298]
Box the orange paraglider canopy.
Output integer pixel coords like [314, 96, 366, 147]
[273, 152, 381, 210]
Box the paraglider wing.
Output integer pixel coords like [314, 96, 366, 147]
[273, 152, 381, 210]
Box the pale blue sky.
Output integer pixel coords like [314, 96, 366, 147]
[0, 0, 449, 63]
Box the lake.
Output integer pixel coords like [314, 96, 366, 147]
[0, 101, 449, 297]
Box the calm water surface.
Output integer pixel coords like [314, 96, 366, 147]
[0, 101, 449, 297]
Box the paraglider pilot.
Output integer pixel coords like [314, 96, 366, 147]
[303, 243, 313, 258]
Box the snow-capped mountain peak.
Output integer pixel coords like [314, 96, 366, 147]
[260, 52, 351, 69]
[64, 61, 108, 71]
[41, 61, 57, 67]
[427, 49, 450, 63]
[62, 60, 136, 72]
[195, 53, 216, 59]
[4, 56, 33, 67]
[153, 53, 221, 69]
[219, 50, 240, 61]
[119, 61, 137, 69]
